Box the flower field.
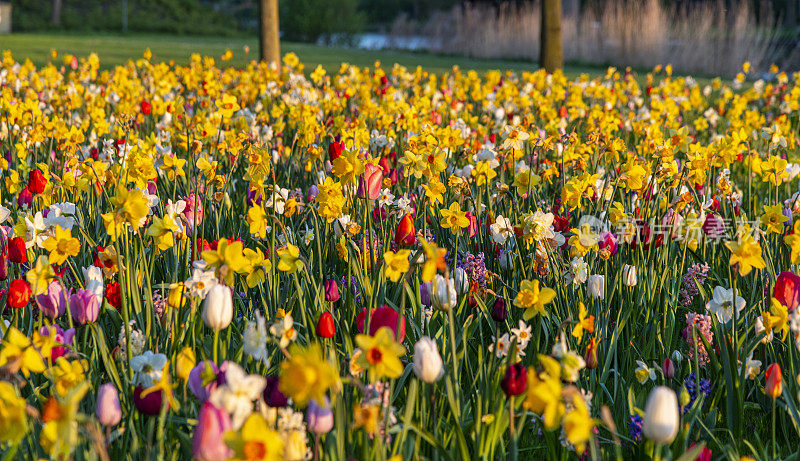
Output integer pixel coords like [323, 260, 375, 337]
[1, 50, 800, 460]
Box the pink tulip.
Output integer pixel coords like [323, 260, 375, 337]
[358, 163, 384, 200]
[192, 402, 233, 461]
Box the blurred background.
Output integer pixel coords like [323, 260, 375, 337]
[2, 0, 800, 75]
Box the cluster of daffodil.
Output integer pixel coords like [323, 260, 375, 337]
[2, 48, 800, 459]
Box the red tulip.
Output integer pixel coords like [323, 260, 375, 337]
[395, 213, 415, 247]
[774, 271, 800, 312]
[140, 100, 152, 115]
[501, 363, 528, 397]
[662, 357, 675, 379]
[105, 282, 122, 309]
[328, 140, 344, 162]
[8, 237, 27, 264]
[316, 311, 336, 338]
[356, 305, 406, 342]
[765, 363, 783, 399]
[7, 279, 32, 309]
[17, 187, 33, 208]
[28, 169, 47, 194]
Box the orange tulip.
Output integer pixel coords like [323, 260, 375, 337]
[765, 363, 783, 399]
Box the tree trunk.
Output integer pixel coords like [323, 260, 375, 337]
[259, 0, 280, 65]
[52, 0, 62, 26]
[540, 0, 563, 72]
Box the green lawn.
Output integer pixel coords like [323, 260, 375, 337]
[0, 32, 588, 76]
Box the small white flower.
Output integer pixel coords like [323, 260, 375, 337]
[243, 311, 269, 365]
[489, 333, 511, 358]
[270, 314, 298, 349]
[378, 188, 395, 207]
[705, 286, 745, 324]
[510, 320, 532, 349]
[490, 215, 515, 245]
[130, 351, 168, 388]
[209, 362, 267, 429]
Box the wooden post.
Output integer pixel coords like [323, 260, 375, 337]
[259, 0, 280, 65]
[540, 0, 563, 72]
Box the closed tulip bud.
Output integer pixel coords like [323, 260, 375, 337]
[453, 267, 470, 294]
[428, 275, 457, 311]
[413, 336, 444, 383]
[395, 213, 416, 246]
[765, 363, 783, 399]
[773, 271, 800, 312]
[17, 187, 33, 208]
[584, 337, 600, 369]
[69, 289, 100, 324]
[306, 185, 319, 203]
[642, 386, 680, 444]
[662, 358, 675, 378]
[0, 252, 7, 281]
[133, 385, 165, 415]
[8, 236, 27, 264]
[95, 383, 122, 426]
[358, 163, 384, 200]
[35, 280, 68, 319]
[328, 140, 344, 162]
[316, 311, 336, 338]
[176, 347, 196, 382]
[7, 279, 32, 309]
[622, 264, 638, 287]
[324, 278, 340, 302]
[168, 282, 187, 310]
[419, 282, 431, 306]
[587, 274, 605, 299]
[263, 375, 289, 407]
[491, 297, 508, 322]
[82, 265, 104, 300]
[192, 402, 233, 461]
[28, 169, 47, 194]
[306, 398, 334, 434]
[501, 363, 528, 397]
[203, 284, 233, 331]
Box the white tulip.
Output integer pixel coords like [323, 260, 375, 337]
[413, 337, 444, 383]
[622, 264, 637, 287]
[83, 266, 105, 300]
[642, 386, 680, 444]
[453, 267, 470, 294]
[203, 284, 233, 331]
[428, 275, 457, 311]
[587, 274, 605, 300]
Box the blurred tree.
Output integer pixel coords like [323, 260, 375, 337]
[259, 0, 280, 64]
[52, 0, 62, 25]
[280, 0, 364, 43]
[540, 0, 563, 71]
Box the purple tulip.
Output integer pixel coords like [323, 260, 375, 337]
[306, 185, 319, 203]
[192, 402, 233, 461]
[36, 281, 69, 319]
[324, 279, 340, 302]
[69, 289, 100, 324]
[263, 375, 289, 407]
[17, 188, 33, 208]
[188, 361, 219, 402]
[420, 282, 431, 306]
[306, 397, 334, 434]
[96, 383, 122, 426]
